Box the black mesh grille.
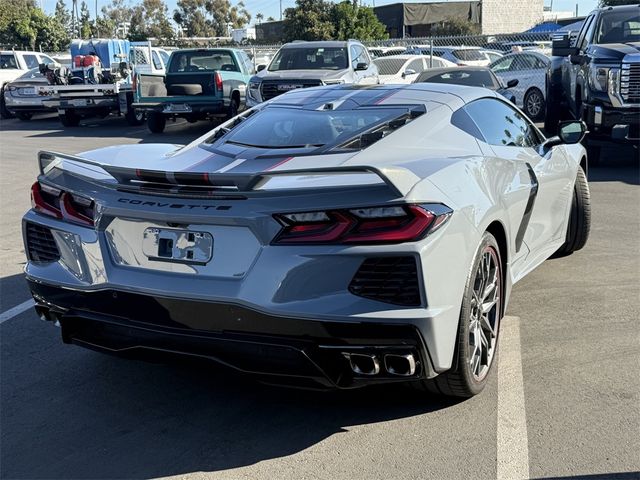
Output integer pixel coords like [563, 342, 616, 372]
[349, 256, 421, 306]
[260, 80, 323, 101]
[26, 222, 60, 263]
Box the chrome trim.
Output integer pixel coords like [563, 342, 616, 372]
[384, 353, 416, 376]
[343, 353, 380, 376]
[609, 60, 640, 108]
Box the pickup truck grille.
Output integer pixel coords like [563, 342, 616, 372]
[260, 80, 323, 101]
[620, 63, 640, 103]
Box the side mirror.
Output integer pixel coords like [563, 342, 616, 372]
[543, 120, 587, 151]
[257, 64, 266, 72]
[506, 78, 519, 88]
[551, 31, 579, 57]
[355, 62, 369, 71]
[402, 68, 416, 78]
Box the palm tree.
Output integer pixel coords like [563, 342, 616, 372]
[256, 12, 264, 24]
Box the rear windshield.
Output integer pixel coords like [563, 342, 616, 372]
[452, 49, 486, 61]
[418, 70, 496, 88]
[216, 106, 407, 149]
[0, 54, 18, 69]
[373, 58, 407, 75]
[269, 47, 348, 71]
[169, 51, 238, 73]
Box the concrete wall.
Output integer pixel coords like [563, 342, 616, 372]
[481, 0, 544, 34]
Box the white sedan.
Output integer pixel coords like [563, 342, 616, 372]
[373, 55, 456, 84]
[490, 51, 550, 121]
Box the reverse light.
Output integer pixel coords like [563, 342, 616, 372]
[30, 182, 95, 226]
[273, 204, 452, 245]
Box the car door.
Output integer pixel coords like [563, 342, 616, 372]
[464, 97, 573, 262]
[567, 14, 596, 113]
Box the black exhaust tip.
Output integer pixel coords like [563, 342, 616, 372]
[343, 353, 380, 376]
[384, 353, 417, 376]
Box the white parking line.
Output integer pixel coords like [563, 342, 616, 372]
[0, 299, 35, 324]
[497, 315, 530, 480]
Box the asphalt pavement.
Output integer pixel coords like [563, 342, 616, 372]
[0, 113, 638, 480]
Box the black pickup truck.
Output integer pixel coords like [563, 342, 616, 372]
[546, 4, 639, 163]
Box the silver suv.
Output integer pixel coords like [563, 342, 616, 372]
[246, 40, 379, 106]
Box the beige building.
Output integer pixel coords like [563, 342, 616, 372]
[481, 0, 544, 34]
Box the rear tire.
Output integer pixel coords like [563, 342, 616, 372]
[555, 166, 590, 256]
[0, 86, 15, 119]
[59, 109, 80, 127]
[414, 232, 503, 398]
[227, 96, 239, 119]
[147, 112, 166, 133]
[524, 88, 545, 121]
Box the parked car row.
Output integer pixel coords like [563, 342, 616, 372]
[0, 38, 552, 136]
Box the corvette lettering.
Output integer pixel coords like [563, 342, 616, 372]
[117, 198, 231, 210]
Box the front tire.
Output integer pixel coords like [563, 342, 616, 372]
[555, 166, 590, 256]
[416, 232, 503, 397]
[125, 108, 145, 126]
[147, 112, 166, 133]
[524, 87, 545, 121]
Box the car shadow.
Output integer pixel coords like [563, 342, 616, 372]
[0, 283, 464, 479]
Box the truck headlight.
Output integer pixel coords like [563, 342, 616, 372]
[590, 66, 610, 91]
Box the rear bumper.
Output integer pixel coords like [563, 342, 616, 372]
[28, 280, 434, 389]
[132, 101, 225, 115]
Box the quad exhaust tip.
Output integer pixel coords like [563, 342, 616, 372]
[343, 352, 417, 377]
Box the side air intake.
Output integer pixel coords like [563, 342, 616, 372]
[25, 222, 60, 263]
[349, 256, 421, 306]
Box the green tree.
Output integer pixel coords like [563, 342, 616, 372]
[0, 0, 69, 50]
[79, 1, 93, 38]
[431, 18, 480, 37]
[32, 8, 70, 50]
[283, 0, 334, 42]
[54, 0, 72, 35]
[101, 0, 134, 37]
[266, 16, 275, 21]
[174, 0, 214, 36]
[94, 16, 116, 37]
[332, 1, 387, 41]
[256, 12, 263, 24]
[205, 0, 252, 36]
[129, 0, 175, 41]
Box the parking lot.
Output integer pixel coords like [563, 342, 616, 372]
[0, 114, 638, 480]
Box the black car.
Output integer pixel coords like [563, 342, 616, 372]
[546, 4, 640, 163]
[414, 67, 518, 104]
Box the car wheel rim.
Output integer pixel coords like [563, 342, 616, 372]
[468, 246, 501, 382]
[526, 92, 542, 117]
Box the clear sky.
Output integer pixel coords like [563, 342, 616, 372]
[43, 0, 601, 27]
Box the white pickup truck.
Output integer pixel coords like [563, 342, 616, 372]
[1, 50, 57, 118]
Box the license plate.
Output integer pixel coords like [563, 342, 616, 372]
[163, 103, 191, 113]
[142, 228, 213, 264]
[20, 87, 35, 95]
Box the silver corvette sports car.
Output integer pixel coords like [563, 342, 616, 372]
[23, 84, 591, 397]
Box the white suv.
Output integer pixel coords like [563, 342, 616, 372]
[1, 50, 56, 118]
[246, 40, 379, 106]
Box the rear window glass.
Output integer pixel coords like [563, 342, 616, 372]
[373, 58, 407, 75]
[269, 47, 348, 71]
[1, 54, 18, 69]
[417, 70, 496, 88]
[169, 51, 237, 73]
[216, 106, 406, 149]
[452, 49, 485, 61]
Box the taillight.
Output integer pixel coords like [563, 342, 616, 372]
[273, 204, 451, 245]
[214, 71, 223, 91]
[30, 182, 95, 226]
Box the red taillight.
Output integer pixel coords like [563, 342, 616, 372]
[30, 182, 94, 226]
[214, 71, 223, 91]
[273, 205, 450, 245]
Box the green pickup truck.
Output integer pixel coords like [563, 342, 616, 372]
[133, 48, 254, 133]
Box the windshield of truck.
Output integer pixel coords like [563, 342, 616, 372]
[452, 49, 486, 61]
[0, 54, 18, 69]
[169, 51, 238, 73]
[269, 47, 348, 71]
[594, 10, 640, 44]
[216, 106, 406, 148]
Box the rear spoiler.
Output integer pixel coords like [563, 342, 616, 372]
[38, 150, 420, 198]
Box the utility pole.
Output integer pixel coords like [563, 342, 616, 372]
[280, 0, 282, 21]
